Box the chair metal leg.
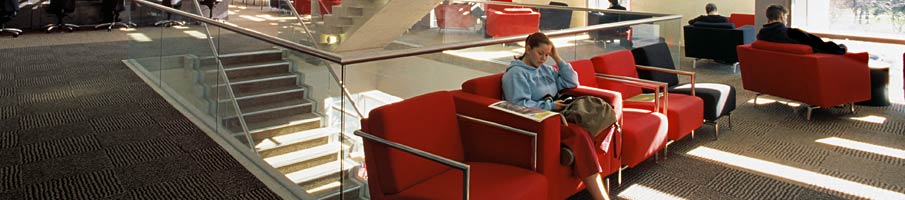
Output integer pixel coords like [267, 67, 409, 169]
[618, 165, 628, 185]
[693, 59, 697, 68]
[713, 122, 720, 140]
[753, 93, 762, 105]
[728, 113, 732, 129]
[850, 103, 856, 114]
[663, 140, 674, 160]
[806, 106, 819, 121]
[733, 62, 739, 73]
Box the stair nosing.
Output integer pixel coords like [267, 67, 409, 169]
[264, 142, 340, 168]
[246, 113, 322, 133]
[241, 101, 313, 116]
[216, 50, 283, 58]
[288, 159, 358, 184]
[220, 73, 297, 86]
[223, 87, 306, 101]
[204, 61, 291, 73]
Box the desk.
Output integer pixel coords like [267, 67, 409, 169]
[856, 60, 891, 106]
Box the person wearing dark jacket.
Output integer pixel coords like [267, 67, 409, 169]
[688, 3, 729, 25]
[607, 0, 625, 10]
[757, 4, 846, 54]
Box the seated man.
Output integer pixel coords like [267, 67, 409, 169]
[687, 3, 729, 25]
[757, 4, 846, 55]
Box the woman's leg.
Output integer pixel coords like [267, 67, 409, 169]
[584, 173, 611, 200]
[562, 128, 611, 200]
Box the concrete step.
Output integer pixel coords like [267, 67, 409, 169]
[289, 159, 358, 188]
[323, 14, 355, 26]
[312, 179, 363, 200]
[226, 111, 320, 133]
[257, 128, 338, 159]
[210, 73, 299, 98]
[201, 61, 292, 84]
[201, 50, 284, 66]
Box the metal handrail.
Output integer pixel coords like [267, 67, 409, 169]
[132, 0, 681, 65]
[455, 0, 671, 16]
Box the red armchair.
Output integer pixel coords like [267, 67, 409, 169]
[435, 4, 476, 30]
[737, 40, 871, 120]
[293, 0, 341, 15]
[460, 74, 667, 199]
[358, 91, 547, 199]
[486, 8, 540, 38]
[729, 13, 754, 28]
[588, 51, 704, 147]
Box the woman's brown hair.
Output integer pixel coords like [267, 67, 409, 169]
[516, 32, 553, 60]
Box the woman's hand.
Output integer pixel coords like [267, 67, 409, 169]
[550, 44, 563, 64]
[553, 100, 567, 111]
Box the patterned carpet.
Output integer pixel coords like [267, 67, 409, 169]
[569, 59, 905, 200]
[0, 41, 281, 200]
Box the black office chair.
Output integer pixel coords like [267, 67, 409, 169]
[538, 1, 571, 30]
[45, 0, 79, 32]
[154, 0, 185, 27]
[95, 0, 134, 31]
[1, 0, 22, 37]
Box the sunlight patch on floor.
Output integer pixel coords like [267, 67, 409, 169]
[687, 146, 905, 200]
[127, 33, 152, 42]
[849, 115, 887, 124]
[617, 184, 686, 200]
[817, 137, 905, 159]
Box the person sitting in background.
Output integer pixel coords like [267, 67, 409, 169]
[758, 4, 847, 54]
[607, 0, 625, 10]
[688, 3, 729, 25]
[502, 32, 611, 200]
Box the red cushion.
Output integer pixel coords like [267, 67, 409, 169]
[590, 51, 644, 97]
[620, 108, 668, 167]
[461, 74, 504, 99]
[729, 13, 755, 28]
[367, 91, 465, 193]
[751, 40, 813, 55]
[624, 93, 704, 141]
[569, 60, 600, 87]
[391, 162, 547, 200]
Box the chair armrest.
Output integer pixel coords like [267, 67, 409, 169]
[457, 114, 538, 171]
[595, 74, 669, 114]
[635, 65, 696, 96]
[843, 52, 869, 63]
[355, 130, 472, 200]
[451, 91, 559, 171]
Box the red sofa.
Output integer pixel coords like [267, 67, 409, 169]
[359, 91, 547, 199]
[461, 74, 667, 199]
[486, 8, 540, 38]
[729, 13, 754, 28]
[588, 51, 704, 144]
[737, 40, 871, 119]
[435, 4, 476, 30]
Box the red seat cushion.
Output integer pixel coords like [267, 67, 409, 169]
[391, 162, 548, 200]
[624, 93, 704, 141]
[367, 91, 465, 193]
[620, 108, 668, 167]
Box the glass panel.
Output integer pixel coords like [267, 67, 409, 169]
[791, 0, 905, 38]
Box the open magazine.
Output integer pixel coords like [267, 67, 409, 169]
[489, 101, 564, 123]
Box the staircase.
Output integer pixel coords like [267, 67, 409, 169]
[193, 50, 365, 199]
[314, 0, 442, 52]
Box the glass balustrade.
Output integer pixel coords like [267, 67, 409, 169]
[124, 0, 681, 199]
